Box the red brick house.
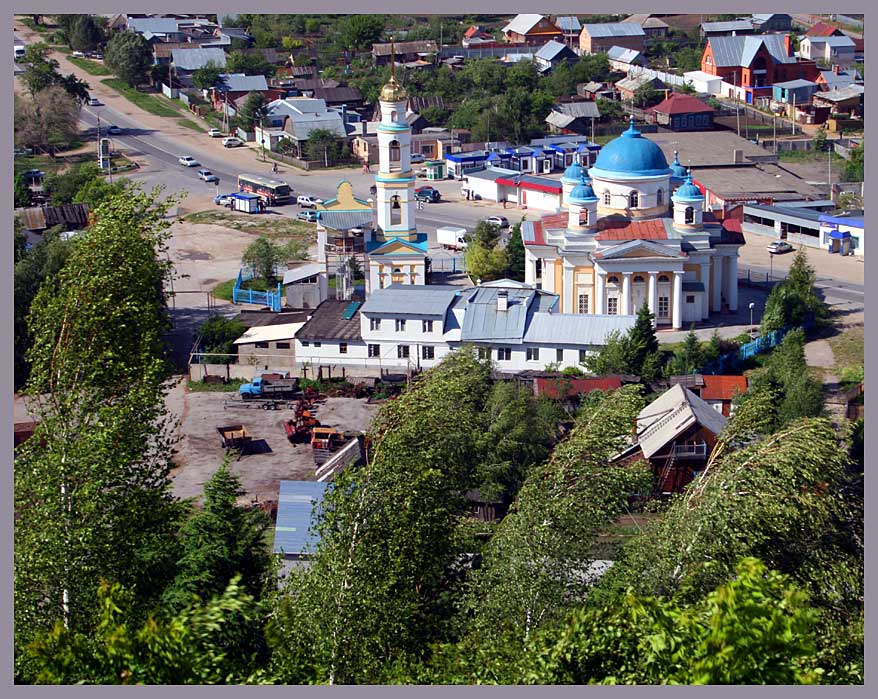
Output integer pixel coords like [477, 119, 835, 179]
[502, 14, 563, 46]
[701, 34, 819, 104]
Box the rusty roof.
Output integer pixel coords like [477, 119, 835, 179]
[701, 374, 748, 401]
[596, 218, 668, 241]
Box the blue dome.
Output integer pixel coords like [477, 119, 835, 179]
[561, 161, 586, 183]
[670, 151, 688, 181]
[672, 176, 703, 202]
[589, 117, 672, 179]
[569, 181, 597, 204]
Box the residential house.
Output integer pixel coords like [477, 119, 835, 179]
[292, 78, 340, 92]
[501, 14, 563, 46]
[208, 73, 272, 113]
[371, 40, 438, 66]
[170, 47, 227, 76]
[554, 16, 582, 48]
[294, 283, 637, 374]
[153, 42, 204, 65]
[462, 25, 497, 48]
[659, 374, 748, 416]
[620, 384, 728, 495]
[749, 14, 792, 33]
[580, 23, 646, 54]
[545, 100, 601, 136]
[622, 14, 670, 40]
[126, 17, 187, 42]
[646, 93, 715, 131]
[701, 34, 819, 104]
[577, 80, 614, 100]
[812, 85, 864, 117]
[805, 21, 845, 38]
[616, 74, 665, 102]
[816, 66, 863, 91]
[257, 98, 349, 157]
[799, 35, 856, 69]
[606, 45, 647, 71]
[299, 86, 364, 111]
[534, 40, 578, 73]
[699, 20, 755, 39]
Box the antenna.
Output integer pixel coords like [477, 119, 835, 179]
[390, 35, 396, 83]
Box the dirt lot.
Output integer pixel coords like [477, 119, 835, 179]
[165, 380, 382, 504]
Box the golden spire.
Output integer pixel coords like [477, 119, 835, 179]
[380, 34, 408, 102]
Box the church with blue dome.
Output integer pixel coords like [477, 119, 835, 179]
[522, 116, 745, 330]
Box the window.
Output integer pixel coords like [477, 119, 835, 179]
[658, 297, 670, 318]
[276, 342, 291, 350]
[422, 345, 435, 360]
[579, 209, 589, 225]
[629, 191, 639, 208]
[535, 258, 542, 279]
[633, 275, 645, 283]
[395, 319, 406, 332]
[685, 206, 694, 224]
[656, 189, 663, 206]
[607, 275, 619, 285]
[686, 295, 695, 304]
[526, 347, 540, 361]
[398, 345, 410, 359]
[607, 298, 618, 315]
[391, 195, 401, 225]
[556, 348, 564, 362]
[603, 191, 611, 206]
[422, 320, 433, 333]
[579, 349, 588, 363]
[368, 344, 380, 357]
[339, 342, 348, 354]
[477, 347, 491, 360]
[370, 317, 381, 331]
[314, 342, 322, 348]
[658, 274, 670, 282]
[497, 347, 511, 361]
[577, 294, 590, 314]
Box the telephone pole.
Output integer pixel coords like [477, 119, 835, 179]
[734, 71, 741, 137]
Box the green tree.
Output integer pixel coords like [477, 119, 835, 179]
[237, 91, 269, 129]
[583, 329, 630, 375]
[666, 329, 704, 376]
[625, 302, 660, 378]
[633, 82, 660, 108]
[43, 162, 103, 205]
[242, 236, 281, 283]
[197, 315, 246, 363]
[14, 87, 82, 156]
[338, 14, 385, 50]
[72, 174, 129, 210]
[68, 15, 105, 53]
[505, 222, 525, 281]
[470, 220, 501, 248]
[192, 60, 223, 90]
[303, 128, 346, 164]
[840, 144, 863, 182]
[760, 248, 828, 333]
[466, 241, 508, 282]
[596, 97, 623, 121]
[812, 126, 828, 152]
[19, 43, 91, 103]
[14, 173, 32, 208]
[225, 50, 275, 78]
[105, 31, 153, 87]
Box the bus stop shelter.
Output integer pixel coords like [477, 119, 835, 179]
[230, 192, 262, 214]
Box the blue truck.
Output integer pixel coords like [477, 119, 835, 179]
[239, 376, 299, 400]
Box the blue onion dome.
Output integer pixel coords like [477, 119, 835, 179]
[670, 150, 688, 181]
[569, 179, 598, 204]
[589, 115, 672, 179]
[561, 160, 587, 184]
[672, 174, 704, 202]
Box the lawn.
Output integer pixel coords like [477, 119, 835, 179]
[778, 149, 846, 165]
[828, 326, 864, 372]
[187, 378, 246, 393]
[176, 118, 203, 132]
[100, 79, 181, 117]
[212, 277, 275, 302]
[183, 209, 316, 242]
[67, 57, 111, 76]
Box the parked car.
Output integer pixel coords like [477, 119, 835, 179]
[410, 153, 425, 163]
[296, 195, 323, 208]
[208, 128, 223, 137]
[297, 210, 319, 222]
[178, 156, 199, 167]
[197, 169, 219, 182]
[415, 186, 440, 202]
[106, 125, 122, 134]
[89, 52, 103, 60]
[484, 215, 509, 228]
[214, 193, 234, 206]
[414, 190, 435, 203]
[222, 136, 243, 148]
[72, 50, 86, 58]
[87, 97, 101, 106]
[767, 241, 794, 254]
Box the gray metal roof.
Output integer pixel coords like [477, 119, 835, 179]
[171, 47, 227, 71]
[554, 101, 600, 118]
[546, 112, 576, 129]
[555, 16, 581, 32]
[523, 313, 636, 346]
[128, 17, 180, 34]
[217, 73, 268, 92]
[282, 263, 323, 285]
[466, 167, 519, 182]
[536, 40, 575, 62]
[287, 113, 347, 140]
[317, 210, 374, 231]
[708, 34, 795, 68]
[273, 481, 328, 557]
[460, 287, 536, 344]
[806, 34, 856, 47]
[607, 46, 642, 63]
[637, 384, 727, 459]
[701, 20, 754, 32]
[813, 85, 864, 102]
[744, 203, 823, 223]
[773, 79, 818, 89]
[360, 284, 462, 318]
[502, 14, 549, 36]
[583, 22, 645, 38]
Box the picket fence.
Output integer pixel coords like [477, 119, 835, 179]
[703, 315, 816, 375]
[232, 268, 283, 312]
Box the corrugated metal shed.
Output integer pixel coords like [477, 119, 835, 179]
[361, 285, 461, 317]
[523, 313, 636, 346]
[583, 22, 645, 38]
[171, 47, 227, 70]
[273, 481, 328, 558]
[636, 384, 727, 459]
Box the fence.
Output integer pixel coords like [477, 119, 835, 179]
[269, 151, 359, 171]
[703, 314, 815, 375]
[232, 268, 283, 311]
[161, 82, 179, 99]
[428, 255, 467, 273]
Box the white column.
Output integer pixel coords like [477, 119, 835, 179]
[595, 270, 606, 315]
[672, 271, 684, 330]
[727, 254, 739, 311]
[700, 262, 711, 319]
[648, 272, 658, 325]
[621, 272, 632, 315]
[712, 255, 723, 312]
[562, 262, 574, 314]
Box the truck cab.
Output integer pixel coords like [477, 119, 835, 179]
[239, 377, 265, 398]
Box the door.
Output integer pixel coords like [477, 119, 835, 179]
[631, 275, 647, 311]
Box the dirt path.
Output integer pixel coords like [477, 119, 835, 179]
[804, 337, 847, 424]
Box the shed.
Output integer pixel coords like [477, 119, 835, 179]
[273, 481, 329, 559]
[230, 192, 262, 213]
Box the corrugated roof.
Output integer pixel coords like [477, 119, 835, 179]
[536, 40, 575, 62]
[273, 481, 328, 557]
[317, 210, 374, 231]
[637, 384, 727, 458]
[171, 47, 227, 70]
[708, 34, 795, 68]
[616, 74, 663, 92]
[773, 79, 818, 89]
[282, 263, 323, 285]
[460, 287, 535, 344]
[701, 375, 748, 401]
[287, 113, 347, 140]
[128, 17, 180, 34]
[16, 204, 90, 231]
[361, 284, 461, 317]
[547, 112, 576, 128]
[295, 300, 364, 341]
[555, 101, 600, 118]
[502, 14, 549, 36]
[583, 22, 645, 38]
[233, 321, 306, 345]
[607, 46, 642, 63]
[217, 73, 268, 92]
[701, 20, 754, 32]
[524, 313, 636, 346]
[806, 34, 856, 48]
[813, 85, 864, 102]
[555, 16, 581, 32]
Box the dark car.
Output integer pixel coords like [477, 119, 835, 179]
[415, 186, 440, 202]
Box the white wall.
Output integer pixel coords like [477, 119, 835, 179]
[465, 177, 502, 201]
[522, 189, 562, 212]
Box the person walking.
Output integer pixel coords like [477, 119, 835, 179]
[272, 162, 278, 174]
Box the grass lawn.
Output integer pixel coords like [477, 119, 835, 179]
[777, 149, 846, 166]
[176, 118, 203, 132]
[212, 277, 276, 302]
[100, 79, 181, 117]
[828, 327, 864, 383]
[67, 57, 112, 76]
[187, 378, 246, 392]
[183, 209, 316, 242]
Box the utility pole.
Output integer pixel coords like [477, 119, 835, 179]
[734, 71, 740, 137]
[773, 113, 777, 153]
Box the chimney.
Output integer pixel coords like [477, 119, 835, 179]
[497, 290, 509, 312]
[733, 148, 744, 164]
[784, 34, 792, 56]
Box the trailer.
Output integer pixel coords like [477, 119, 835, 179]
[223, 397, 299, 411]
[217, 424, 252, 457]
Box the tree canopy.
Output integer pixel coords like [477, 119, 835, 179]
[105, 31, 152, 87]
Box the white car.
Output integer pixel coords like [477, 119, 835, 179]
[87, 97, 101, 106]
[197, 169, 218, 182]
[178, 156, 199, 167]
[207, 128, 223, 138]
[484, 215, 510, 228]
[72, 50, 86, 58]
[222, 136, 243, 148]
[410, 153, 426, 163]
[296, 195, 323, 208]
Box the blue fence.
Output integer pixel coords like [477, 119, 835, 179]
[703, 315, 816, 375]
[232, 268, 283, 312]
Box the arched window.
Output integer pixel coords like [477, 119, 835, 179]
[389, 140, 401, 171]
[656, 189, 663, 207]
[390, 195, 401, 226]
[658, 274, 670, 283]
[629, 191, 639, 208]
[579, 209, 589, 225]
[633, 275, 645, 283]
[685, 206, 694, 224]
[607, 275, 620, 285]
[390, 110, 398, 122]
[603, 191, 611, 206]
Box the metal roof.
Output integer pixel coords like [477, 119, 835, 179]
[502, 14, 550, 36]
[273, 481, 328, 557]
[555, 16, 581, 32]
[465, 167, 519, 182]
[701, 20, 754, 32]
[128, 17, 180, 34]
[805, 34, 856, 47]
[773, 79, 818, 89]
[317, 210, 374, 231]
[583, 22, 645, 38]
[554, 101, 600, 118]
[361, 284, 461, 317]
[282, 263, 323, 285]
[607, 46, 642, 63]
[708, 34, 796, 68]
[637, 384, 727, 459]
[523, 313, 636, 346]
[744, 204, 824, 224]
[171, 47, 227, 70]
[536, 40, 575, 62]
[233, 321, 306, 345]
[216, 73, 269, 92]
[341, 301, 361, 320]
[460, 288, 536, 344]
[546, 112, 576, 129]
[813, 85, 864, 102]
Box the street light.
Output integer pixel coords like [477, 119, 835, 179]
[749, 301, 755, 330]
